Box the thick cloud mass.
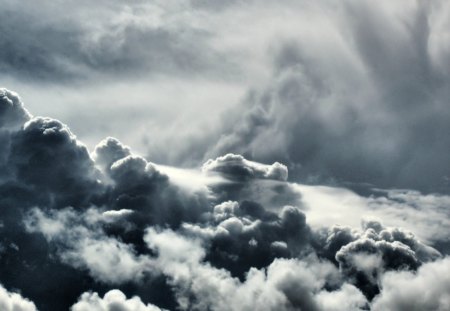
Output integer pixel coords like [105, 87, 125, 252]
[0, 284, 37, 311]
[1, 6, 450, 302]
[202, 154, 288, 182]
[71, 290, 163, 311]
[372, 257, 450, 311]
[203, 0, 450, 193]
[1, 0, 449, 193]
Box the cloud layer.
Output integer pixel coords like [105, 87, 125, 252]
[0, 89, 449, 310]
[1, 0, 449, 193]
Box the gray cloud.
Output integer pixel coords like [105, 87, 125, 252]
[371, 257, 450, 311]
[203, 153, 288, 182]
[0, 0, 232, 82]
[1, 27, 449, 308]
[144, 228, 368, 311]
[206, 0, 450, 193]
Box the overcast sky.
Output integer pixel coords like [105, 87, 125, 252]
[0, 1, 449, 310]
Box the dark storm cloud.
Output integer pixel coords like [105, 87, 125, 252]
[314, 220, 441, 299]
[8, 117, 103, 208]
[0, 89, 31, 131]
[144, 228, 369, 311]
[183, 202, 311, 278]
[0, 89, 449, 310]
[207, 0, 450, 193]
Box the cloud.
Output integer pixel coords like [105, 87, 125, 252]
[0, 88, 31, 131]
[24, 207, 155, 285]
[71, 289, 163, 311]
[0, 284, 37, 311]
[0, 0, 232, 82]
[202, 153, 288, 182]
[295, 184, 450, 252]
[0, 88, 31, 178]
[0, 88, 449, 311]
[206, 0, 450, 192]
[371, 257, 450, 311]
[92, 137, 131, 174]
[182, 202, 311, 277]
[144, 228, 368, 311]
[8, 116, 103, 208]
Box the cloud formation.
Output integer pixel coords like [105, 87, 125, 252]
[1, 55, 449, 310]
[204, 0, 450, 192]
[71, 290, 163, 311]
[371, 257, 450, 311]
[0, 284, 37, 311]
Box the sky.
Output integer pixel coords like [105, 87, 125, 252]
[0, 0, 449, 310]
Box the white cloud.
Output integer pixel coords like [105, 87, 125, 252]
[0, 284, 37, 311]
[294, 184, 450, 244]
[372, 257, 450, 311]
[71, 289, 163, 311]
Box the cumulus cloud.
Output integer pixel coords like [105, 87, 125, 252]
[202, 153, 288, 181]
[0, 284, 37, 311]
[0, 89, 31, 177]
[92, 137, 131, 173]
[371, 257, 450, 311]
[0, 88, 31, 131]
[24, 207, 155, 285]
[71, 289, 163, 311]
[0, 87, 449, 311]
[8, 116, 102, 207]
[295, 184, 450, 252]
[183, 202, 311, 277]
[144, 228, 368, 311]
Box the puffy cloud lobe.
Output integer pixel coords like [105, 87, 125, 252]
[144, 228, 368, 311]
[0, 284, 37, 311]
[106, 154, 210, 228]
[202, 154, 288, 181]
[183, 201, 310, 278]
[0, 88, 31, 176]
[183, 201, 311, 277]
[71, 289, 163, 311]
[24, 207, 154, 285]
[317, 220, 442, 298]
[92, 137, 131, 173]
[0, 88, 31, 131]
[0, 88, 448, 311]
[371, 257, 450, 311]
[8, 116, 102, 207]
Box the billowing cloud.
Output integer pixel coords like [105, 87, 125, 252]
[0, 88, 31, 131]
[71, 289, 163, 311]
[371, 257, 450, 311]
[0, 86, 449, 311]
[24, 207, 155, 285]
[0, 284, 37, 311]
[202, 153, 288, 182]
[205, 0, 450, 192]
[0, 88, 31, 177]
[144, 228, 368, 311]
